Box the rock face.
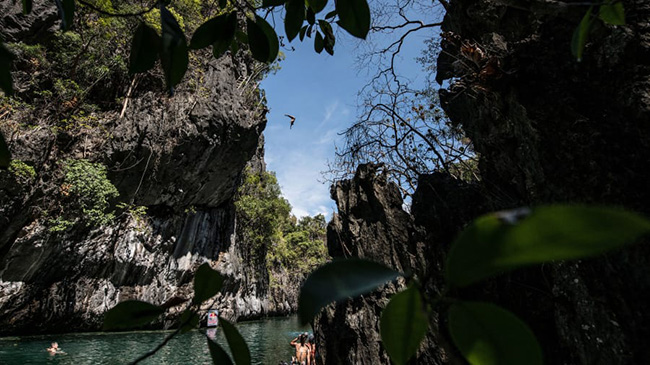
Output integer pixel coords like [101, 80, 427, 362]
[317, 0, 650, 364]
[315, 164, 452, 364]
[0, 2, 284, 335]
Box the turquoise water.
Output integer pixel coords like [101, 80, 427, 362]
[0, 316, 310, 364]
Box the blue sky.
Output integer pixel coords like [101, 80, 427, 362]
[260, 9, 439, 219]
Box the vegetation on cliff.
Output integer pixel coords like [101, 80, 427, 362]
[235, 169, 329, 281]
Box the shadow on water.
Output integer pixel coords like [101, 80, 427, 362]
[0, 316, 310, 365]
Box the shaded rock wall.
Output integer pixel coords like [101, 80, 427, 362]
[317, 0, 650, 364]
[0, 1, 286, 335]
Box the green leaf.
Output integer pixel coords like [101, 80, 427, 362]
[247, 16, 279, 63]
[129, 23, 160, 74]
[335, 0, 370, 39]
[0, 132, 10, 169]
[599, 2, 625, 25]
[213, 13, 237, 58]
[446, 205, 650, 288]
[160, 6, 189, 93]
[207, 338, 235, 365]
[59, 0, 75, 31]
[22, 0, 32, 14]
[0, 42, 14, 97]
[448, 301, 543, 365]
[103, 300, 164, 331]
[307, 7, 316, 25]
[299, 25, 308, 41]
[262, 0, 286, 7]
[220, 318, 251, 365]
[190, 13, 237, 52]
[230, 40, 240, 56]
[190, 15, 225, 50]
[314, 31, 324, 53]
[247, 17, 269, 62]
[324, 9, 337, 19]
[219, 0, 227, 8]
[179, 310, 200, 334]
[298, 258, 401, 325]
[380, 285, 429, 365]
[307, 0, 327, 13]
[193, 263, 224, 304]
[319, 20, 335, 55]
[571, 7, 594, 62]
[285, 0, 306, 42]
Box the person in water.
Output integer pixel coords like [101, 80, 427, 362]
[307, 334, 317, 365]
[47, 342, 62, 355]
[290, 334, 310, 365]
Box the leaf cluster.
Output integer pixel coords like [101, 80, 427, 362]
[571, 1, 625, 61]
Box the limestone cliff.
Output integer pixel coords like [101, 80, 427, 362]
[0, 1, 285, 335]
[316, 0, 650, 363]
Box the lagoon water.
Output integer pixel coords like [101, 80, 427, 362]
[0, 316, 309, 364]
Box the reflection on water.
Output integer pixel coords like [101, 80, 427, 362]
[0, 316, 310, 364]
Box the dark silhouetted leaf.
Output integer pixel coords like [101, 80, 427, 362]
[446, 205, 650, 288]
[251, 15, 279, 62]
[298, 258, 400, 324]
[160, 6, 189, 93]
[247, 17, 270, 62]
[193, 263, 224, 304]
[319, 20, 335, 55]
[0, 42, 13, 96]
[380, 285, 429, 365]
[57, 0, 75, 30]
[220, 318, 251, 365]
[335, 0, 370, 39]
[448, 301, 543, 365]
[213, 13, 238, 58]
[230, 40, 239, 56]
[190, 15, 225, 50]
[314, 31, 324, 53]
[324, 9, 337, 19]
[103, 300, 164, 330]
[129, 23, 160, 74]
[308, 0, 327, 13]
[285, 0, 305, 42]
[262, 0, 286, 7]
[219, 0, 227, 9]
[299, 25, 308, 41]
[307, 7, 316, 25]
[22, 0, 32, 14]
[599, 2, 625, 25]
[571, 7, 594, 61]
[0, 132, 10, 169]
[179, 310, 200, 333]
[207, 337, 234, 365]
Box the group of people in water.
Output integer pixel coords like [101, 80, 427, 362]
[284, 332, 318, 365]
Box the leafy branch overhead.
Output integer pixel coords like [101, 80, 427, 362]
[1, 0, 371, 98]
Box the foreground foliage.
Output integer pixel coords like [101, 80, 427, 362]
[298, 205, 650, 365]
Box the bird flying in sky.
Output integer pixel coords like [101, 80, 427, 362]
[285, 114, 296, 129]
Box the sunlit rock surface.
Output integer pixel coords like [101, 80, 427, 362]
[0, 1, 288, 335]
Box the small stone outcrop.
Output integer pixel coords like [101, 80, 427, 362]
[315, 164, 451, 365]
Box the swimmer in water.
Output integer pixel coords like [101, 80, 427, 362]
[47, 342, 61, 355]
